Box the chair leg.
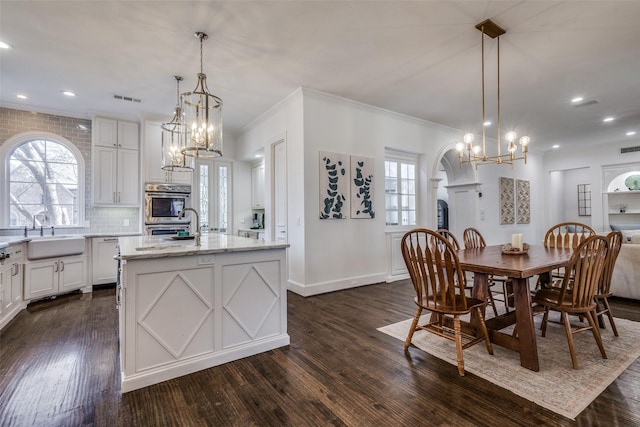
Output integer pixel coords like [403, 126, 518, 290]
[487, 290, 498, 317]
[474, 307, 494, 355]
[453, 315, 465, 376]
[561, 311, 579, 369]
[585, 310, 608, 360]
[541, 307, 550, 337]
[602, 297, 619, 337]
[404, 307, 422, 351]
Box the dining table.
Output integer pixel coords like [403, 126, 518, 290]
[456, 244, 573, 372]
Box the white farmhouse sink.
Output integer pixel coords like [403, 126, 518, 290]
[27, 236, 86, 260]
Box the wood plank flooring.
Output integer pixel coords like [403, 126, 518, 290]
[1, 281, 639, 426]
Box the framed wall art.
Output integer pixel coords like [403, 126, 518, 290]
[350, 155, 375, 219]
[499, 177, 515, 224]
[516, 179, 531, 224]
[319, 151, 349, 219]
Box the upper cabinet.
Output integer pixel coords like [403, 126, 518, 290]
[251, 162, 265, 209]
[143, 121, 192, 185]
[92, 117, 140, 206]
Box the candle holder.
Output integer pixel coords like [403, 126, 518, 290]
[502, 242, 529, 255]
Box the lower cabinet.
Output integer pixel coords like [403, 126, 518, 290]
[92, 237, 119, 285]
[24, 255, 86, 301]
[0, 244, 25, 329]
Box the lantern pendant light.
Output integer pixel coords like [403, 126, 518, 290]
[161, 76, 193, 171]
[181, 32, 224, 158]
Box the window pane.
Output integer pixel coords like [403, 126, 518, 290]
[199, 164, 209, 230]
[384, 156, 417, 227]
[218, 166, 228, 232]
[9, 139, 80, 226]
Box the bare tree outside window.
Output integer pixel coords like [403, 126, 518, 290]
[9, 139, 79, 227]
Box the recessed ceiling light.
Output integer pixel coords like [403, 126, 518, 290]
[61, 90, 76, 97]
[16, 94, 27, 99]
[571, 97, 583, 103]
[78, 124, 89, 131]
[483, 121, 492, 127]
[627, 131, 637, 136]
[603, 117, 615, 123]
[0, 40, 13, 49]
[254, 153, 263, 158]
[552, 144, 560, 149]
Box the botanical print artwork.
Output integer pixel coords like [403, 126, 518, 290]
[351, 156, 375, 219]
[516, 179, 531, 224]
[319, 151, 349, 219]
[500, 177, 515, 224]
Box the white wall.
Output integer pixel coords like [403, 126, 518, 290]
[234, 89, 305, 287]
[235, 87, 552, 296]
[544, 139, 640, 232]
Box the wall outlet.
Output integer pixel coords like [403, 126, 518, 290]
[124, 219, 129, 227]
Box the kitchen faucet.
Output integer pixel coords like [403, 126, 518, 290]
[178, 208, 201, 246]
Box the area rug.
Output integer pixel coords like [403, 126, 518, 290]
[377, 314, 640, 420]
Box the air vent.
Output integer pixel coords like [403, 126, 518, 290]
[572, 99, 598, 108]
[113, 94, 142, 103]
[621, 146, 640, 154]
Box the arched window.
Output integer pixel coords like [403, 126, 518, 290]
[2, 132, 84, 228]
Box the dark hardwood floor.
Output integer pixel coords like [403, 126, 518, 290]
[1, 281, 639, 426]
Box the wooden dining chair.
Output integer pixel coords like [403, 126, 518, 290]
[594, 231, 623, 336]
[401, 228, 493, 376]
[539, 221, 596, 288]
[462, 227, 511, 314]
[533, 235, 609, 369]
[543, 222, 596, 249]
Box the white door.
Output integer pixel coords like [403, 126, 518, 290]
[195, 159, 233, 234]
[273, 141, 287, 243]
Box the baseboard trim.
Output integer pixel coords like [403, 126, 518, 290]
[288, 272, 387, 297]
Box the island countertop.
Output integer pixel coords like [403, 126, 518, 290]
[117, 233, 289, 260]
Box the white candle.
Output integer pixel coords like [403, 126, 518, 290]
[511, 233, 523, 250]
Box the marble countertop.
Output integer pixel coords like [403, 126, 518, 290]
[117, 233, 289, 260]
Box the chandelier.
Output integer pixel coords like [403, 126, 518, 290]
[181, 32, 223, 158]
[161, 76, 193, 171]
[456, 19, 530, 168]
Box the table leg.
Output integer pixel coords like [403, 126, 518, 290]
[512, 277, 540, 371]
[470, 272, 489, 326]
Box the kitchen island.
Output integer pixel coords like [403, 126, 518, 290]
[117, 234, 290, 392]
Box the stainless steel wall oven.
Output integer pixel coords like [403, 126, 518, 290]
[144, 183, 192, 235]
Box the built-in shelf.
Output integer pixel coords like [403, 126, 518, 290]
[609, 211, 640, 215]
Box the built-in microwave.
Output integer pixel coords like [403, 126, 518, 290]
[144, 183, 191, 225]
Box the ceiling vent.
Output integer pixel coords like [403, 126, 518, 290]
[621, 146, 640, 154]
[572, 99, 599, 108]
[113, 94, 142, 103]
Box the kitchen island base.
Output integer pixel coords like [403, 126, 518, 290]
[118, 236, 289, 393]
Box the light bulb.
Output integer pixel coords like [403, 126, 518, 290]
[455, 142, 465, 152]
[472, 145, 481, 155]
[519, 136, 530, 146]
[463, 133, 474, 144]
[505, 131, 517, 143]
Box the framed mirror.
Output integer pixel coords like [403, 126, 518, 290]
[577, 183, 591, 216]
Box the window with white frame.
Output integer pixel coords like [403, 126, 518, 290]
[385, 152, 417, 227]
[4, 135, 83, 227]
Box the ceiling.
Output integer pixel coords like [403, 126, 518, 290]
[1, 1, 640, 153]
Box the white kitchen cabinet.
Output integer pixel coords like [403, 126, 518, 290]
[24, 255, 86, 301]
[92, 117, 140, 206]
[92, 237, 119, 285]
[0, 243, 24, 329]
[251, 162, 265, 209]
[143, 121, 192, 185]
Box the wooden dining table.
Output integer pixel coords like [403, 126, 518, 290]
[456, 244, 573, 372]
